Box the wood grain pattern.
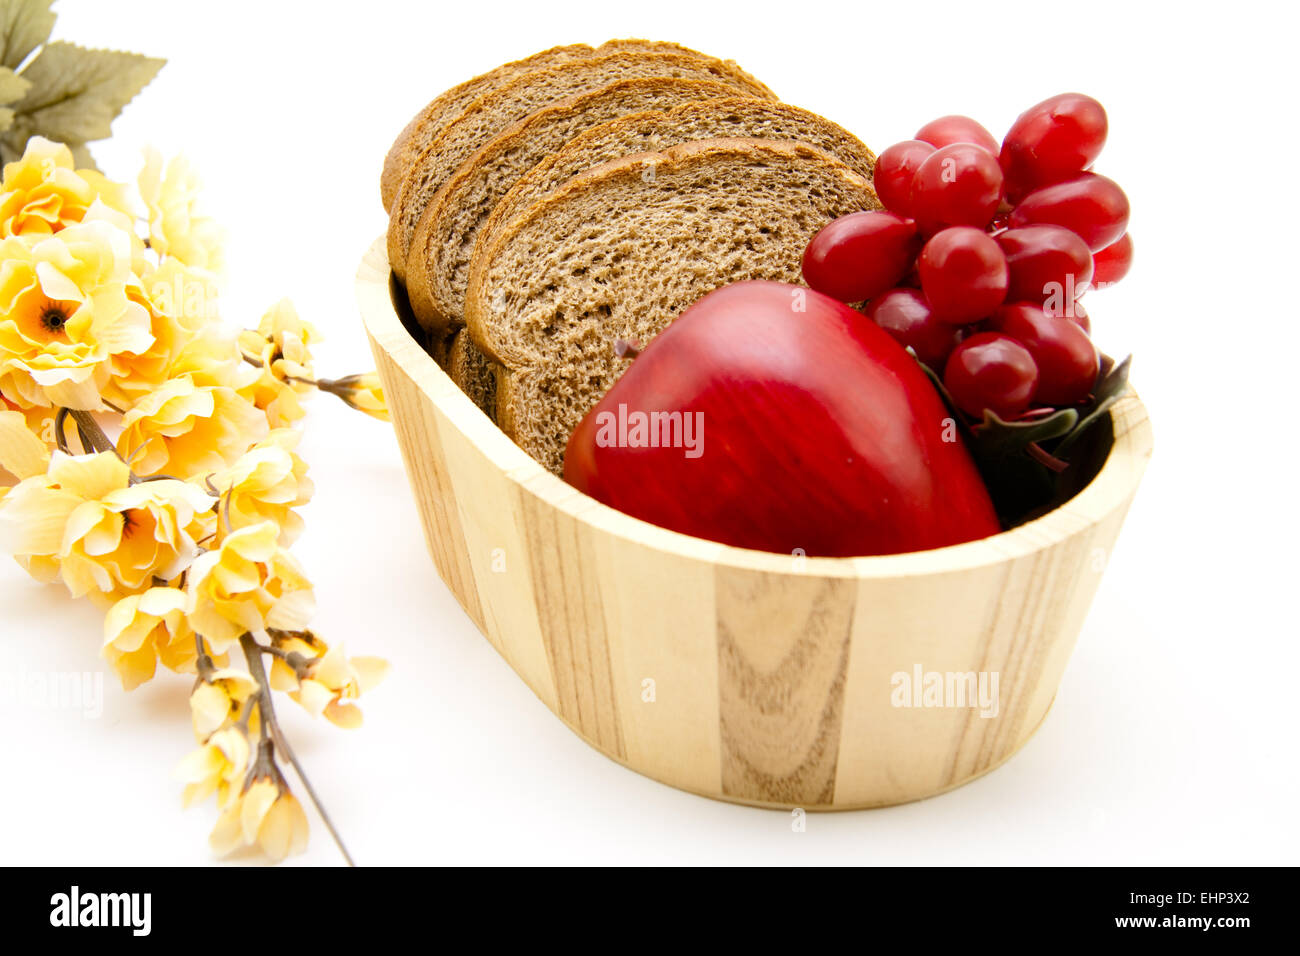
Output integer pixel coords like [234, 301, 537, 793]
[358, 237, 1154, 810]
[432, 400, 558, 710]
[716, 569, 855, 805]
[369, 332, 487, 635]
[516, 486, 626, 758]
[588, 523, 724, 796]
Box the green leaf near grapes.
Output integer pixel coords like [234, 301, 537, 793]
[1055, 353, 1131, 456]
[916, 349, 1132, 527]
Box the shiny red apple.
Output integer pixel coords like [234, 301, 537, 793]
[564, 281, 1001, 557]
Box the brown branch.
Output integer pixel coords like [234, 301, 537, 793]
[239, 633, 355, 867]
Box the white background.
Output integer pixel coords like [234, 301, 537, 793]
[0, 0, 1295, 865]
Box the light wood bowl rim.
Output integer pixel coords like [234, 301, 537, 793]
[358, 236, 1153, 579]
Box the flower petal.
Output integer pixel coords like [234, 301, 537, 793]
[0, 409, 50, 480]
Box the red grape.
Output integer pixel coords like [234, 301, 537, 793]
[802, 211, 922, 303]
[1042, 290, 1090, 325]
[873, 140, 935, 216]
[996, 225, 1094, 304]
[865, 287, 964, 369]
[1010, 173, 1130, 251]
[944, 332, 1039, 419]
[1091, 232, 1133, 286]
[1066, 299, 1091, 335]
[915, 115, 1000, 154]
[1000, 93, 1108, 201]
[988, 303, 1099, 406]
[917, 227, 1009, 325]
[910, 143, 1004, 234]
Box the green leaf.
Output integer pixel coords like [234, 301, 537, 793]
[0, 63, 28, 105]
[7, 41, 163, 144]
[915, 353, 1076, 457]
[0, 64, 29, 146]
[913, 348, 1130, 530]
[972, 406, 1079, 458]
[1055, 354, 1131, 456]
[0, 0, 55, 70]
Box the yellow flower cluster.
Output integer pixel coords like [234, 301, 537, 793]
[103, 586, 193, 690]
[0, 451, 212, 600]
[0, 136, 390, 863]
[185, 521, 315, 652]
[0, 138, 130, 238]
[269, 631, 389, 729]
[210, 773, 309, 862]
[138, 148, 225, 274]
[204, 429, 314, 545]
[0, 137, 327, 459]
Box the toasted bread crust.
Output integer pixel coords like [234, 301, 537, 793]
[386, 50, 777, 287]
[380, 39, 751, 210]
[403, 77, 745, 333]
[379, 43, 594, 212]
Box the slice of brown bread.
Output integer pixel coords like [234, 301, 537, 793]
[380, 40, 736, 211]
[386, 50, 776, 283]
[379, 44, 593, 213]
[404, 77, 745, 332]
[470, 97, 878, 306]
[464, 138, 881, 474]
[445, 328, 498, 420]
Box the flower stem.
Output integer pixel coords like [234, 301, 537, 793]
[64, 409, 114, 454]
[239, 633, 355, 867]
[54, 408, 110, 456]
[287, 372, 332, 392]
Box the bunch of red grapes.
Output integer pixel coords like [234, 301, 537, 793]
[802, 94, 1132, 421]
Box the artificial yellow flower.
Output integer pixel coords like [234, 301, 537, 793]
[236, 300, 321, 428]
[243, 299, 318, 381]
[185, 520, 314, 653]
[240, 371, 306, 430]
[2, 400, 65, 459]
[117, 374, 268, 477]
[266, 628, 325, 692]
[102, 586, 193, 689]
[0, 406, 50, 488]
[209, 778, 308, 862]
[106, 259, 223, 404]
[166, 326, 261, 402]
[285, 642, 389, 729]
[0, 210, 153, 409]
[189, 667, 258, 737]
[137, 147, 224, 273]
[0, 450, 214, 600]
[140, 256, 221, 326]
[174, 726, 250, 809]
[324, 372, 389, 422]
[0, 137, 131, 238]
[202, 429, 313, 544]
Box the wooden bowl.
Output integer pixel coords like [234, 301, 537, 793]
[357, 238, 1153, 810]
